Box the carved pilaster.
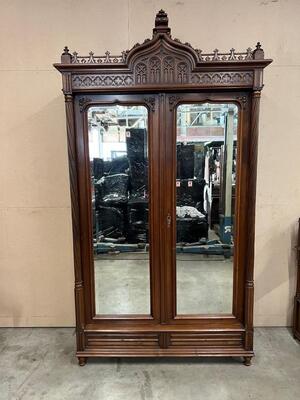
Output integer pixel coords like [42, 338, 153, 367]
[244, 90, 261, 351]
[64, 93, 85, 352]
[62, 72, 72, 95]
[245, 280, 254, 349]
[75, 281, 85, 351]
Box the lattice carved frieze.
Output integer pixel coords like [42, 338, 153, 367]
[72, 71, 253, 89]
[191, 71, 253, 86]
[72, 74, 134, 89]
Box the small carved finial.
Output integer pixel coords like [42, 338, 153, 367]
[61, 46, 72, 63]
[104, 51, 111, 63]
[121, 50, 128, 63]
[63, 46, 70, 55]
[196, 49, 203, 61]
[156, 9, 168, 25]
[153, 9, 171, 37]
[253, 42, 264, 60]
[72, 51, 78, 63]
[88, 51, 95, 63]
[229, 48, 236, 61]
[213, 49, 219, 61]
[246, 47, 252, 60]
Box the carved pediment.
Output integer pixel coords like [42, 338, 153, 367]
[55, 9, 272, 91]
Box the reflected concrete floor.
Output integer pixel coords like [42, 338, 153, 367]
[1, 328, 299, 400]
[95, 253, 233, 315]
[95, 253, 150, 315]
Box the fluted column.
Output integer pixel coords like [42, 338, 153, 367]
[244, 90, 261, 350]
[64, 82, 85, 352]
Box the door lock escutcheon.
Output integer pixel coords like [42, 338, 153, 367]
[167, 213, 172, 227]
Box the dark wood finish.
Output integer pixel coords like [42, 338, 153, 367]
[54, 10, 272, 365]
[293, 218, 300, 341]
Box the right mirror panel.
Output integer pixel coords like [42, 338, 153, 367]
[176, 103, 238, 315]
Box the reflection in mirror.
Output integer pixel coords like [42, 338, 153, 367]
[176, 103, 238, 314]
[88, 105, 150, 315]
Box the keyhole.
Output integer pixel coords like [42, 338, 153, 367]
[167, 213, 171, 227]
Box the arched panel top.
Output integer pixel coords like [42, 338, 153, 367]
[54, 10, 272, 92]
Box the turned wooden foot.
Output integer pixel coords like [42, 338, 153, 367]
[78, 357, 87, 366]
[243, 356, 252, 366]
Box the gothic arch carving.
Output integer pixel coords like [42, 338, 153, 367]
[149, 56, 161, 83]
[135, 62, 147, 84]
[163, 56, 174, 82]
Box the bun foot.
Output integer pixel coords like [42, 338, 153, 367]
[78, 357, 87, 366]
[243, 356, 252, 366]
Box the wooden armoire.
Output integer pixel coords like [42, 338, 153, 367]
[54, 10, 272, 366]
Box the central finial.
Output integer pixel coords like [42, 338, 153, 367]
[153, 9, 171, 36]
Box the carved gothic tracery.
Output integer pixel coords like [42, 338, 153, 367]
[149, 56, 161, 83]
[135, 63, 147, 84]
[163, 56, 174, 82]
[177, 62, 188, 83]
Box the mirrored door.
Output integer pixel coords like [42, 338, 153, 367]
[163, 95, 242, 320]
[79, 95, 161, 321]
[88, 104, 151, 315]
[175, 102, 238, 315]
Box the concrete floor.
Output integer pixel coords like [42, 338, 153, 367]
[95, 253, 233, 315]
[1, 328, 299, 400]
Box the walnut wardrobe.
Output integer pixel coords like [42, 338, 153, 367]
[54, 10, 272, 366]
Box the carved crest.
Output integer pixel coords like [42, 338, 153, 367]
[55, 10, 272, 91]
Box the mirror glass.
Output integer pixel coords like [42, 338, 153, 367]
[176, 103, 238, 314]
[88, 105, 150, 315]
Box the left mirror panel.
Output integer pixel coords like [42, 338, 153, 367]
[88, 105, 150, 315]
